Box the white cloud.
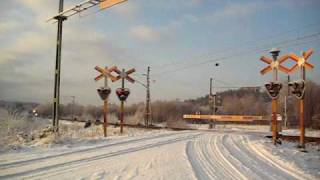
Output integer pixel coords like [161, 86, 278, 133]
[130, 25, 161, 42]
[0, 0, 139, 104]
[112, 1, 140, 21]
[0, 21, 20, 39]
[203, 2, 267, 23]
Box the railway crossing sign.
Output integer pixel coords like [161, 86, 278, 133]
[285, 49, 315, 149]
[94, 66, 117, 82]
[260, 48, 316, 149]
[112, 67, 136, 83]
[288, 49, 314, 73]
[260, 54, 290, 75]
[94, 65, 118, 137]
[259, 49, 290, 146]
[112, 67, 136, 134]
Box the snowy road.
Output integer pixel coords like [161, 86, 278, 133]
[0, 130, 317, 180]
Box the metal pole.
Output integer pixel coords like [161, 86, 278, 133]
[145, 66, 151, 126]
[71, 96, 75, 121]
[299, 65, 306, 148]
[103, 66, 108, 137]
[284, 75, 290, 128]
[284, 95, 287, 128]
[287, 75, 290, 95]
[120, 69, 125, 134]
[53, 0, 66, 133]
[209, 78, 216, 128]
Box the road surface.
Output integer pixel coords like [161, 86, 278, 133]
[0, 130, 315, 180]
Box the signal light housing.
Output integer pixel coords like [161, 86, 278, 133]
[265, 82, 282, 99]
[289, 80, 305, 99]
[116, 88, 130, 101]
[97, 87, 111, 101]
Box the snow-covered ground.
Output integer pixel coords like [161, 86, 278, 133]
[0, 128, 319, 180]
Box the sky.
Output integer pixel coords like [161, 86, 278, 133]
[0, 0, 320, 105]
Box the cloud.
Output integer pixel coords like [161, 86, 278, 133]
[112, 1, 140, 21]
[130, 25, 161, 42]
[20, 0, 57, 18]
[0, 0, 138, 104]
[203, 2, 267, 24]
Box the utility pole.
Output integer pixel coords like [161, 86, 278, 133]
[70, 96, 75, 121]
[208, 63, 219, 129]
[52, 0, 66, 133]
[209, 78, 215, 129]
[48, 0, 127, 133]
[145, 66, 152, 126]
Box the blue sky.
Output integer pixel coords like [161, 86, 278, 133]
[0, 0, 319, 105]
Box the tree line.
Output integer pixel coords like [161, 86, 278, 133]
[2, 81, 319, 129]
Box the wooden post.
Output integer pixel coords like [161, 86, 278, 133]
[272, 100, 278, 145]
[120, 69, 125, 134]
[94, 66, 117, 137]
[299, 64, 306, 148]
[271, 49, 280, 145]
[103, 98, 108, 137]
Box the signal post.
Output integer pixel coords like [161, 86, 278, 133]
[287, 49, 314, 149]
[94, 66, 117, 137]
[113, 67, 136, 133]
[260, 48, 290, 145]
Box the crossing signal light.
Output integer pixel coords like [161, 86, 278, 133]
[216, 94, 222, 106]
[265, 82, 282, 99]
[116, 88, 130, 101]
[289, 80, 305, 99]
[97, 87, 111, 101]
[209, 94, 222, 106]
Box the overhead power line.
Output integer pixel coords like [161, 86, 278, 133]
[152, 23, 320, 69]
[153, 31, 320, 78]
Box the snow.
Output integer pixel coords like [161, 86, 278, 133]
[281, 128, 320, 137]
[0, 126, 319, 180]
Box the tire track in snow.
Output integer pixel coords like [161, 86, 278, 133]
[207, 135, 241, 179]
[186, 134, 247, 180]
[0, 132, 201, 179]
[0, 131, 184, 169]
[212, 135, 247, 180]
[186, 133, 311, 180]
[229, 134, 306, 180]
[186, 135, 216, 179]
[245, 136, 314, 180]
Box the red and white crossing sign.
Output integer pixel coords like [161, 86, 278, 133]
[288, 49, 314, 73]
[260, 54, 290, 75]
[112, 67, 136, 83]
[94, 66, 117, 82]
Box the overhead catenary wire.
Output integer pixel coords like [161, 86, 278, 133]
[151, 23, 320, 69]
[153, 31, 320, 78]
